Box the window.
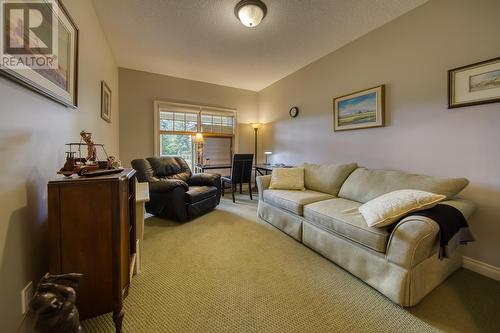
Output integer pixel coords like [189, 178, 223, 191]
[201, 114, 234, 134]
[160, 111, 198, 132]
[154, 101, 237, 168]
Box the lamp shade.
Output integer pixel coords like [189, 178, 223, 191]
[235, 0, 267, 28]
[195, 133, 204, 143]
[251, 123, 261, 129]
[264, 151, 272, 155]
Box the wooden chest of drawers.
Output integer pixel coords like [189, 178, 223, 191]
[48, 169, 136, 333]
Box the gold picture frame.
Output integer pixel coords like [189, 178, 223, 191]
[333, 85, 385, 131]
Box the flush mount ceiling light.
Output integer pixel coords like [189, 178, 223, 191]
[235, 0, 267, 28]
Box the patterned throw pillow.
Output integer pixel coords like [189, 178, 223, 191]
[359, 189, 446, 227]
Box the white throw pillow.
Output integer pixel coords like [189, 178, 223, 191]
[269, 167, 305, 191]
[359, 189, 446, 228]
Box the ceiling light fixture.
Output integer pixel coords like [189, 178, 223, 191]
[235, 0, 267, 28]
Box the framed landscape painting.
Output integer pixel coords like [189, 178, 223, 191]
[0, 0, 78, 107]
[333, 85, 385, 131]
[448, 57, 500, 108]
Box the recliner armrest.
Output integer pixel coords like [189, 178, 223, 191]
[131, 158, 158, 183]
[188, 173, 221, 204]
[149, 179, 189, 193]
[188, 173, 221, 187]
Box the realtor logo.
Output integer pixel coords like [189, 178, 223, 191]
[1, 0, 58, 69]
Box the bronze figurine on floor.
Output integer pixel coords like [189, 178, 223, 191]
[30, 273, 83, 333]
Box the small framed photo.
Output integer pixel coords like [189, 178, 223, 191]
[448, 57, 500, 108]
[333, 85, 385, 131]
[101, 80, 111, 123]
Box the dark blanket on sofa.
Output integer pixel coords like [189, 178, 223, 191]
[410, 204, 475, 259]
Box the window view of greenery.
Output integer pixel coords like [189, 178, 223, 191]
[160, 134, 193, 168]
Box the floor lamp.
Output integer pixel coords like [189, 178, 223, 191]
[251, 123, 261, 165]
[195, 132, 204, 165]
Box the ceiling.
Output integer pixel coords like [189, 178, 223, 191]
[92, 0, 427, 91]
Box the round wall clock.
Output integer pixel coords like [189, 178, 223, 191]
[289, 106, 299, 118]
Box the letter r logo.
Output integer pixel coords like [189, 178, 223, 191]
[3, 2, 53, 54]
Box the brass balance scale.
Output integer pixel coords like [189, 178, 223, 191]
[58, 130, 123, 177]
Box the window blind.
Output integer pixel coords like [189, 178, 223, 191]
[203, 137, 232, 165]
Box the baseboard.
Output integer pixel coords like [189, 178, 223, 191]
[463, 256, 500, 281]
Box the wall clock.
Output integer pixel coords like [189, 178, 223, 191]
[289, 106, 299, 118]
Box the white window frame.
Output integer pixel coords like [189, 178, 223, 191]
[153, 100, 238, 156]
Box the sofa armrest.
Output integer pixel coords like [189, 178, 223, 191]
[386, 216, 439, 269]
[256, 175, 272, 201]
[149, 179, 189, 193]
[386, 198, 476, 269]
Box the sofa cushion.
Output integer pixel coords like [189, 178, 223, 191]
[301, 162, 358, 195]
[303, 198, 390, 252]
[338, 167, 469, 203]
[185, 186, 218, 204]
[269, 167, 305, 190]
[263, 189, 334, 216]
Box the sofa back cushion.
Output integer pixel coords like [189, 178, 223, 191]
[338, 167, 469, 203]
[301, 163, 358, 196]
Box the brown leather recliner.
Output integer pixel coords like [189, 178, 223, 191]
[131, 156, 221, 222]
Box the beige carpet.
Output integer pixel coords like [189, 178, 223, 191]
[82, 195, 500, 333]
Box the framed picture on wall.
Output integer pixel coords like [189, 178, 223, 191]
[333, 85, 385, 131]
[448, 57, 500, 108]
[0, 0, 79, 108]
[101, 80, 111, 123]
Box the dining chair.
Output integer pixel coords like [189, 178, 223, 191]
[221, 154, 254, 203]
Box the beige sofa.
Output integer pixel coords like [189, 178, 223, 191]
[256, 163, 475, 306]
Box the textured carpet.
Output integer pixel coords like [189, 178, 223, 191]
[82, 195, 500, 333]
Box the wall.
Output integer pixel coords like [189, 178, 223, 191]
[0, 0, 119, 331]
[258, 0, 500, 268]
[119, 68, 259, 166]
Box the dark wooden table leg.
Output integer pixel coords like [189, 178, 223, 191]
[113, 309, 124, 333]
